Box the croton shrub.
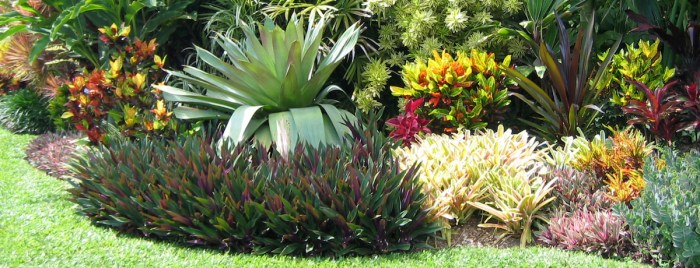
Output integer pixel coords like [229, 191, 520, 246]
[388, 50, 512, 141]
[61, 24, 174, 143]
[69, 115, 439, 256]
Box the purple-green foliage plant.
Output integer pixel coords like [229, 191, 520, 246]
[539, 210, 632, 258]
[69, 112, 439, 256]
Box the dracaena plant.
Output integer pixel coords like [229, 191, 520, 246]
[156, 17, 360, 151]
[500, 12, 621, 142]
[626, 10, 700, 84]
[621, 80, 684, 144]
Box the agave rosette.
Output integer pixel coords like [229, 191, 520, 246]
[156, 17, 360, 149]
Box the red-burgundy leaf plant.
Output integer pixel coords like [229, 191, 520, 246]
[621, 80, 684, 143]
[386, 98, 431, 146]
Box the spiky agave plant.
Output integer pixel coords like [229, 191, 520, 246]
[156, 17, 360, 151]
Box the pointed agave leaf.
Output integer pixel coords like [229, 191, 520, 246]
[222, 106, 264, 144]
[167, 70, 246, 104]
[182, 67, 277, 106]
[193, 46, 280, 102]
[319, 104, 353, 140]
[269, 111, 299, 151]
[172, 106, 230, 120]
[289, 106, 326, 147]
[157, 85, 241, 112]
[241, 20, 275, 73]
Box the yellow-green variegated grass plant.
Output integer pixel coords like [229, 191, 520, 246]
[393, 125, 556, 247]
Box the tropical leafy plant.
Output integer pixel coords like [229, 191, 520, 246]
[620, 148, 700, 267]
[156, 17, 360, 150]
[394, 126, 555, 247]
[569, 129, 651, 203]
[0, 0, 197, 68]
[539, 210, 632, 258]
[390, 50, 512, 133]
[0, 87, 53, 134]
[546, 167, 612, 214]
[621, 80, 684, 144]
[626, 9, 700, 84]
[62, 24, 174, 143]
[501, 12, 621, 142]
[596, 39, 675, 107]
[385, 98, 431, 146]
[69, 112, 439, 256]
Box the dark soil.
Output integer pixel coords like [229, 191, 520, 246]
[25, 132, 82, 179]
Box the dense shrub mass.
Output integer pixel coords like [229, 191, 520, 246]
[0, 88, 52, 134]
[393, 126, 554, 246]
[69, 119, 439, 256]
[621, 149, 700, 267]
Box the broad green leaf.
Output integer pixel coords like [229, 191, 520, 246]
[290, 106, 326, 147]
[222, 105, 264, 144]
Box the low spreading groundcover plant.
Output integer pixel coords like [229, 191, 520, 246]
[68, 114, 440, 256]
[0, 127, 647, 266]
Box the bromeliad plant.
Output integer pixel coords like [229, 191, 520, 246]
[156, 17, 360, 151]
[63, 24, 174, 143]
[501, 12, 621, 142]
[394, 126, 555, 247]
[385, 98, 431, 146]
[390, 50, 512, 134]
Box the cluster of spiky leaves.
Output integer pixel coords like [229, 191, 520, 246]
[501, 13, 620, 142]
[25, 132, 82, 179]
[569, 129, 651, 203]
[0, 88, 52, 134]
[597, 39, 675, 107]
[538, 167, 633, 258]
[385, 98, 430, 146]
[157, 16, 359, 152]
[621, 79, 687, 145]
[540, 130, 648, 257]
[539, 210, 632, 258]
[63, 24, 174, 144]
[390, 50, 512, 133]
[69, 114, 439, 256]
[545, 167, 612, 214]
[620, 148, 700, 267]
[393, 126, 554, 247]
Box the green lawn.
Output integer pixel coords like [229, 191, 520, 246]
[0, 127, 646, 267]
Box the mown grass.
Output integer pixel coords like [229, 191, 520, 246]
[0, 127, 646, 267]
